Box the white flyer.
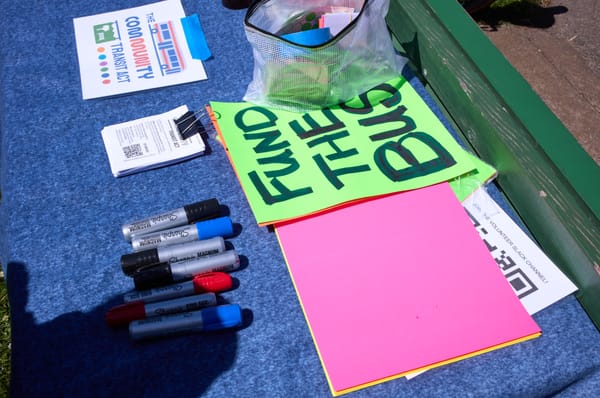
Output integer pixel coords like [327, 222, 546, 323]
[101, 105, 206, 177]
[73, 0, 208, 99]
[462, 187, 577, 314]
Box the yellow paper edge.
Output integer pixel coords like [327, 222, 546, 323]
[331, 332, 541, 396]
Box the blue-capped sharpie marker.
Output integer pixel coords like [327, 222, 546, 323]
[130, 216, 233, 252]
[122, 198, 220, 241]
[129, 304, 243, 340]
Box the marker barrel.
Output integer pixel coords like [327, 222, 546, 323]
[130, 216, 233, 252]
[106, 292, 217, 327]
[121, 236, 226, 275]
[122, 198, 220, 241]
[129, 304, 243, 340]
[133, 250, 240, 290]
[123, 272, 233, 303]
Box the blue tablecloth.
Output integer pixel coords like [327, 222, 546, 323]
[1, 1, 599, 396]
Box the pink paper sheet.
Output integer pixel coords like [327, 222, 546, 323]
[275, 183, 540, 395]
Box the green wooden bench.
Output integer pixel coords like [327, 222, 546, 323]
[387, 0, 600, 328]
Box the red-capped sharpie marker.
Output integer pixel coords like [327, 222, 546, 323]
[122, 272, 232, 304]
[106, 292, 217, 327]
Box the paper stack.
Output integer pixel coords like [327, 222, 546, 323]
[209, 75, 576, 395]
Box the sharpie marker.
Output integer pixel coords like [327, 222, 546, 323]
[106, 292, 217, 327]
[130, 216, 233, 252]
[123, 272, 233, 304]
[133, 250, 240, 290]
[121, 236, 226, 275]
[122, 198, 220, 241]
[129, 304, 242, 340]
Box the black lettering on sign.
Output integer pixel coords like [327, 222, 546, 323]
[362, 106, 417, 142]
[234, 106, 278, 132]
[289, 108, 345, 140]
[257, 149, 300, 178]
[307, 131, 370, 189]
[248, 172, 313, 205]
[374, 132, 457, 181]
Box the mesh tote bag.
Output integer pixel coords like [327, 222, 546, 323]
[243, 0, 404, 112]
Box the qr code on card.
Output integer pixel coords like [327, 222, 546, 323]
[123, 144, 143, 158]
[505, 268, 538, 299]
[466, 209, 539, 300]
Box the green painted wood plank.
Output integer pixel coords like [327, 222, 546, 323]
[430, 0, 599, 216]
[386, 0, 600, 328]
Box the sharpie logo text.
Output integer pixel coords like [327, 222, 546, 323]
[151, 213, 179, 224]
[160, 230, 189, 240]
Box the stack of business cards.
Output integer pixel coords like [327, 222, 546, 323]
[101, 105, 206, 177]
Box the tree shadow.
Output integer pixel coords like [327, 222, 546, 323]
[472, 1, 568, 31]
[6, 261, 245, 397]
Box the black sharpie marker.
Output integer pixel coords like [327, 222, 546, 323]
[122, 198, 220, 241]
[121, 237, 226, 275]
[133, 250, 240, 290]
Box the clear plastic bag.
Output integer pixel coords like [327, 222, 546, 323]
[243, 0, 405, 112]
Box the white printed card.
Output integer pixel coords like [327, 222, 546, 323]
[101, 105, 205, 177]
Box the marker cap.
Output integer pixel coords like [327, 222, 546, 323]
[193, 272, 233, 293]
[133, 263, 173, 290]
[200, 304, 243, 331]
[121, 249, 160, 276]
[133, 251, 239, 290]
[105, 301, 145, 328]
[184, 199, 220, 222]
[196, 216, 233, 240]
[123, 272, 233, 304]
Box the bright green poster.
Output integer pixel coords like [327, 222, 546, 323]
[449, 152, 497, 202]
[211, 76, 476, 225]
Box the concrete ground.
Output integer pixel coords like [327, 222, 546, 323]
[474, 0, 599, 165]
